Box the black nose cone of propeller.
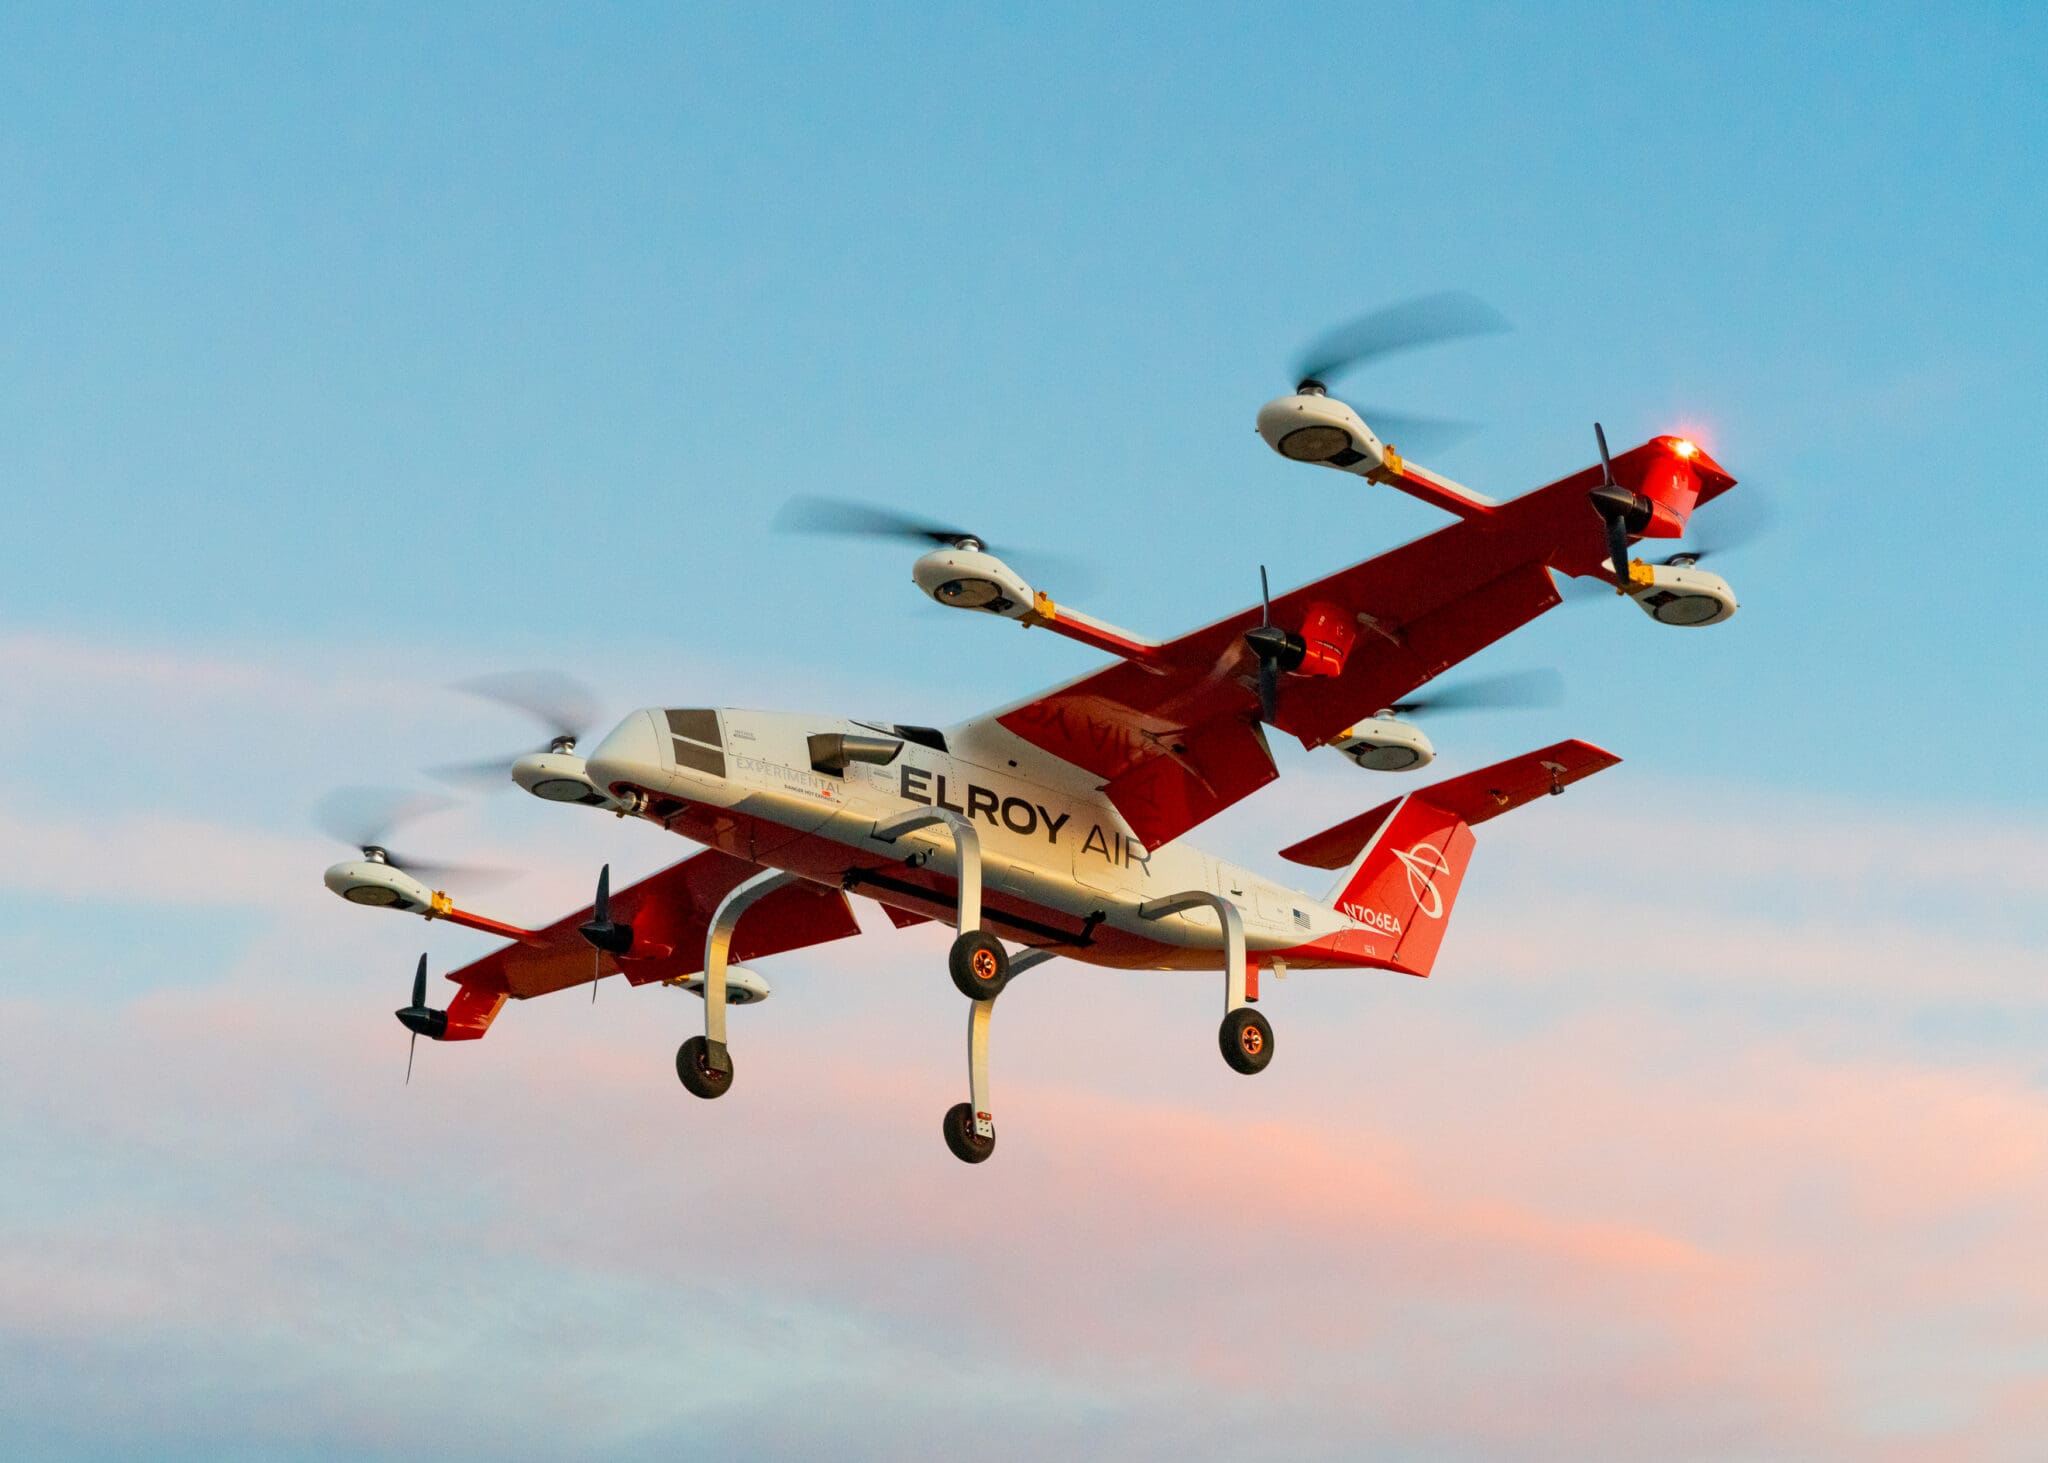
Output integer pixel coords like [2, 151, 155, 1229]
[578, 864, 635, 956]
[395, 1005, 448, 1039]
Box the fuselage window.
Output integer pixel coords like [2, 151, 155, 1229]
[666, 709, 726, 778]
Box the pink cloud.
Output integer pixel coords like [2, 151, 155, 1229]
[4, 931, 2045, 1459]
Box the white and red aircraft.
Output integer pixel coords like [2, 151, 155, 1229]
[324, 298, 1743, 1162]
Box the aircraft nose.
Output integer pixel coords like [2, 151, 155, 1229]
[585, 709, 666, 793]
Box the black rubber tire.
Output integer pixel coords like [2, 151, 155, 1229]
[676, 1035, 734, 1099]
[1219, 1007, 1275, 1075]
[948, 930, 1010, 1002]
[942, 1101, 995, 1163]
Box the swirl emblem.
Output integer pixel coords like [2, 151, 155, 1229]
[1392, 842, 1451, 919]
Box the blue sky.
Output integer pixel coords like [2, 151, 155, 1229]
[3, 5, 2046, 1460]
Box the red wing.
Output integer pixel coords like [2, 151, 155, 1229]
[446, 849, 862, 1000]
[995, 440, 1723, 848]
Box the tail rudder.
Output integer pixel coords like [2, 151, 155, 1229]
[1294, 739, 1623, 977]
[1328, 794, 1477, 977]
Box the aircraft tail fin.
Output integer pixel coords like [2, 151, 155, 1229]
[1324, 795, 1477, 976]
[1285, 740, 1621, 977]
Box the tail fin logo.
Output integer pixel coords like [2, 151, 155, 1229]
[1393, 842, 1451, 919]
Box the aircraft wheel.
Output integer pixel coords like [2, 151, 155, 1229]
[676, 1036, 734, 1099]
[948, 931, 1009, 1002]
[942, 1101, 995, 1164]
[1219, 1007, 1274, 1075]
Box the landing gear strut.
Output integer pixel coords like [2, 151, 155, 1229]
[675, 867, 798, 1101]
[1140, 889, 1273, 1076]
[873, 806, 1052, 1163]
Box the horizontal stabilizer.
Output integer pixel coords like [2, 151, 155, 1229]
[1280, 738, 1619, 870]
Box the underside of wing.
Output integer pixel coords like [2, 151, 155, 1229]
[446, 849, 862, 1000]
[984, 440, 1723, 848]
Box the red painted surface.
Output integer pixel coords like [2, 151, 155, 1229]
[433, 906, 545, 946]
[1034, 610, 1159, 664]
[443, 846, 863, 1000]
[1294, 600, 1356, 678]
[440, 983, 506, 1041]
[998, 435, 1731, 847]
[1279, 740, 1621, 869]
[1325, 797, 1478, 978]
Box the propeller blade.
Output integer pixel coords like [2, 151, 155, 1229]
[775, 494, 976, 545]
[775, 493, 1099, 593]
[1594, 422, 1616, 489]
[579, 863, 635, 958]
[404, 953, 428, 1085]
[1389, 668, 1565, 716]
[1294, 290, 1509, 387]
[379, 853, 513, 886]
[426, 754, 534, 791]
[1250, 566, 1281, 722]
[455, 670, 601, 740]
[1665, 488, 1776, 565]
[1349, 407, 1482, 456]
[316, 786, 457, 852]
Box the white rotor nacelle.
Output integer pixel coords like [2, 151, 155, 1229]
[912, 545, 1036, 620]
[324, 855, 436, 914]
[511, 750, 614, 807]
[1331, 716, 1436, 773]
[676, 966, 771, 1005]
[1627, 563, 1739, 627]
[1256, 389, 1389, 476]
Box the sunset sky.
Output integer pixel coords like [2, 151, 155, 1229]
[4, 4, 2045, 1459]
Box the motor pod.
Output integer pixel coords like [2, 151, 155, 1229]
[324, 858, 436, 914]
[678, 965, 771, 1005]
[1628, 563, 1739, 627]
[1256, 391, 1388, 475]
[912, 546, 1036, 619]
[1331, 716, 1436, 773]
[512, 750, 612, 807]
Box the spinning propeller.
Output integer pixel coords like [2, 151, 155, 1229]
[432, 671, 603, 790]
[316, 786, 501, 884]
[1288, 290, 1510, 454]
[1659, 488, 1775, 569]
[1385, 667, 1565, 717]
[774, 495, 1097, 591]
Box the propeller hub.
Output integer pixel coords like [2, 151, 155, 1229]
[549, 734, 578, 754]
[1244, 623, 1306, 672]
[395, 1006, 448, 1040]
[1295, 377, 1328, 397]
[361, 845, 390, 864]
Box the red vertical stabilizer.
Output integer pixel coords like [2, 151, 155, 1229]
[1328, 796, 1478, 977]
[1285, 740, 1623, 977]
